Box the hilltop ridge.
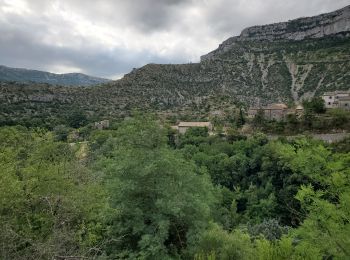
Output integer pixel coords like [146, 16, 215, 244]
[0, 65, 110, 86]
[201, 5, 350, 61]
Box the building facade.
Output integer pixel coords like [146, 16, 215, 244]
[176, 122, 213, 134]
[248, 103, 289, 121]
[322, 91, 350, 109]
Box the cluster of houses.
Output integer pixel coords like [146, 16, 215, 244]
[246, 90, 350, 122]
[170, 104, 301, 133]
[170, 103, 299, 133]
[92, 91, 349, 135]
[169, 90, 350, 134]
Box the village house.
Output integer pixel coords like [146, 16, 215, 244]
[248, 103, 289, 121]
[322, 91, 350, 109]
[174, 122, 213, 134]
[94, 120, 110, 130]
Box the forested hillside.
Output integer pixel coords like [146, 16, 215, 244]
[1, 35, 350, 127]
[1, 115, 350, 259]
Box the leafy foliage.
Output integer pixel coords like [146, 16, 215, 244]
[0, 126, 108, 259]
[1, 115, 350, 259]
[303, 97, 326, 114]
[95, 116, 215, 259]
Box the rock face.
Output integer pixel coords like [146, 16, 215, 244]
[0, 65, 110, 86]
[201, 5, 350, 61]
[241, 5, 350, 40]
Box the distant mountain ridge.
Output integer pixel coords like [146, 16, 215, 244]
[0, 65, 110, 86]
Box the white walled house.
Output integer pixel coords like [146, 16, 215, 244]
[322, 91, 350, 108]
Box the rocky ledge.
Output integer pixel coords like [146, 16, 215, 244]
[201, 5, 350, 61]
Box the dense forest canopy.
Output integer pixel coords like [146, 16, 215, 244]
[1, 115, 350, 259]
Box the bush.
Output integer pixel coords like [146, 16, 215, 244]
[328, 108, 349, 127]
[66, 109, 88, 128]
[248, 219, 289, 241]
[53, 124, 71, 141]
[193, 224, 255, 260]
[303, 97, 326, 114]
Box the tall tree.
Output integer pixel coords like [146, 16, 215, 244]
[97, 115, 216, 259]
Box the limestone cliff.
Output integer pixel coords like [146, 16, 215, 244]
[201, 5, 350, 61]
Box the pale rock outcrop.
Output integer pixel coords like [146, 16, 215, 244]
[201, 5, 350, 61]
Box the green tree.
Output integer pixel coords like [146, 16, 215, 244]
[236, 107, 246, 127]
[97, 115, 216, 259]
[294, 153, 350, 259]
[66, 109, 88, 128]
[252, 109, 266, 127]
[303, 97, 326, 114]
[53, 124, 71, 141]
[193, 224, 255, 260]
[0, 127, 108, 259]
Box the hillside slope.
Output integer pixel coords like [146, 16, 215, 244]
[0, 65, 110, 86]
[1, 5, 350, 125]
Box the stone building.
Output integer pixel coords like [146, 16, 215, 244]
[176, 122, 213, 134]
[248, 103, 289, 121]
[322, 91, 350, 109]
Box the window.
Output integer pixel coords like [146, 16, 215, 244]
[328, 102, 331, 105]
[329, 96, 332, 99]
[345, 103, 348, 107]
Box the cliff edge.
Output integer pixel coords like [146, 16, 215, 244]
[201, 5, 350, 61]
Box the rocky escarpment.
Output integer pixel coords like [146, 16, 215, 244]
[201, 5, 350, 61]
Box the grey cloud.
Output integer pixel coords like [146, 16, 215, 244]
[123, 0, 192, 32]
[0, 15, 180, 78]
[1, 0, 192, 34]
[0, 0, 349, 77]
[57, 0, 193, 33]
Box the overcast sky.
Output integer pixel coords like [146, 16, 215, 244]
[0, 0, 349, 79]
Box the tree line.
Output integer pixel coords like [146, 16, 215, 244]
[1, 115, 350, 259]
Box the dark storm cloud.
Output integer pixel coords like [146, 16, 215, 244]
[119, 0, 193, 32]
[60, 0, 193, 32]
[0, 0, 349, 78]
